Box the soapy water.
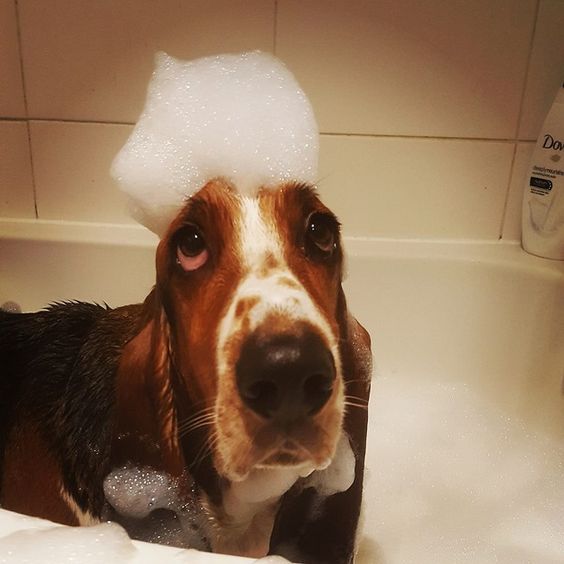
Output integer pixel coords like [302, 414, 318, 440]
[2, 378, 561, 562]
[0, 517, 292, 563]
[0, 522, 136, 564]
[111, 51, 319, 237]
[357, 377, 564, 564]
[103, 465, 210, 551]
[102, 436, 355, 552]
[303, 431, 356, 497]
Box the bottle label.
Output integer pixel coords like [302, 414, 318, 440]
[529, 176, 553, 194]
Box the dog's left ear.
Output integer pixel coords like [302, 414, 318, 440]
[270, 286, 372, 564]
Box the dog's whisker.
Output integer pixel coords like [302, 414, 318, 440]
[178, 414, 215, 430]
[229, 427, 260, 477]
[344, 394, 369, 405]
[177, 406, 215, 423]
[190, 431, 220, 472]
[177, 408, 216, 432]
[344, 401, 369, 411]
[178, 419, 216, 440]
[178, 419, 215, 435]
[177, 412, 215, 432]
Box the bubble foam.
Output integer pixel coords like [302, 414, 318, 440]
[0, 522, 136, 564]
[359, 377, 564, 564]
[111, 51, 319, 236]
[103, 466, 210, 551]
[303, 433, 356, 496]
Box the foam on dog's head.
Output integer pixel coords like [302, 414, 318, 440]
[111, 51, 319, 236]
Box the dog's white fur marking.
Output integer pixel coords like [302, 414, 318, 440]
[215, 465, 314, 557]
[237, 196, 280, 267]
[60, 486, 99, 526]
[217, 195, 339, 372]
[212, 194, 345, 556]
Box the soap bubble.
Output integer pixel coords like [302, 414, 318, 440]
[111, 51, 319, 236]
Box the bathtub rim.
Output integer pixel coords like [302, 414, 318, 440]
[1, 217, 563, 281]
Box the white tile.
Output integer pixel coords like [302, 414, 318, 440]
[19, 0, 274, 123]
[30, 121, 135, 223]
[0, 0, 26, 117]
[0, 121, 35, 218]
[502, 142, 534, 241]
[318, 135, 514, 240]
[518, 0, 564, 140]
[277, 0, 536, 138]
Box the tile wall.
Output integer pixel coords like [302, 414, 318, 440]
[1, 0, 563, 240]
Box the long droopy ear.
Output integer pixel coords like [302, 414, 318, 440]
[110, 292, 184, 477]
[270, 286, 372, 564]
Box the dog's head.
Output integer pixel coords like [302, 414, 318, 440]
[153, 178, 345, 482]
[113, 178, 357, 490]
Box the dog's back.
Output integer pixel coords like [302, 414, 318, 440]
[0, 302, 142, 520]
[0, 303, 103, 425]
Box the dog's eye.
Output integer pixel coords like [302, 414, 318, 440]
[305, 212, 338, 259]
[175, 224, 208, 272]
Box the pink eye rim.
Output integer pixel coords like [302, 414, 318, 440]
[176, 247, 209, 271]
[174, 224, 209, 272]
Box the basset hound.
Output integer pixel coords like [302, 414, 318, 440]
[0, 178, 371, 563]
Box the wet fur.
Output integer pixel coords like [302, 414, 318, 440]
[0, 303, 143, 517]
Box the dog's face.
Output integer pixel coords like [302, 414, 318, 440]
[156, 179, 344, 482]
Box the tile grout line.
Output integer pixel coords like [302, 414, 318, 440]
[0, 116, 540, 144]
[272, 0, 278, 55]
[498, 143, 519, 240]
[513, 0, 541, 141]
[320, 132, 538, 144]
[498, 0, 540, 240]
[13, 117, 135, 127]
[13, 0, 38, 219]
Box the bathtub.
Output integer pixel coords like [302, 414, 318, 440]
[1, 219, 563, 563]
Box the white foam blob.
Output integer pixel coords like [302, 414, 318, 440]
[227, 465, 313, 507]
[304, 433, 356, 496]
[111, 51, 319, 236]
[358, 377, 564, 564]
[104, 466, 179, 519]
[0, 522, 136, 564]
[103, 466, 209, 550]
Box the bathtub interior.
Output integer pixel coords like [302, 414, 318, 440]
[346, 242, 564, 563]
[1, 228, 564, 563]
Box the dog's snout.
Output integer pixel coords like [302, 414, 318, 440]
[236, 329, 335, 422]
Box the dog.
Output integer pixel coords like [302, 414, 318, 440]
[0, 178, 371, 563]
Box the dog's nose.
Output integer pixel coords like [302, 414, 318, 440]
[236, 329, 335, 422]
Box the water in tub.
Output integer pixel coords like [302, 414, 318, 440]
[355, 377, 564, 564]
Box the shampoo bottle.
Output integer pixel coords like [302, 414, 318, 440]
[522, 82, 564, 260]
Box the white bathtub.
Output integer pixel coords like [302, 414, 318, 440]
[1, 219, 563, 563]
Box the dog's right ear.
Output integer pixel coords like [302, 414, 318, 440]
[111, 290, 183, 476]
